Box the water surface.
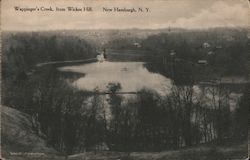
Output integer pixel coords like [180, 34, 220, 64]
[59, 62, 172, 95]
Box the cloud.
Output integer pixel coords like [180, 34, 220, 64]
[167, 1, 249, 29]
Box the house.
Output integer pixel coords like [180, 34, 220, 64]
[198, 60, 208, 65]
[203, 42, 210, 48]
[207, 51, 214, 55]
[215, 45, 222, 49]
[170, 50, 176, 56]
[97, 49, 106, 62]
[133, 42, 141, 48]
[97, 53, 105, 62]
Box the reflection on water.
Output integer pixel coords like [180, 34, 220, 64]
[58, 62, 172, 95]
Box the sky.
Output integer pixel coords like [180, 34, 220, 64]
[1, 0, 250, 31]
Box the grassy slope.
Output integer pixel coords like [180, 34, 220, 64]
[1, 106, 64, 159]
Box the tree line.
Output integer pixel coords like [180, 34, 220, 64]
[106, 28, 249, 78]
[2, 33, 96, 78]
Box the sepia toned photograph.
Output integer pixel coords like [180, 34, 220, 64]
[1, 0, 249, 159]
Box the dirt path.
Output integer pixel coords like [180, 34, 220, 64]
[36, 58, 97, 67]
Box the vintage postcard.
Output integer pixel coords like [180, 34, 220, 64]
[1, 0, 249, 159]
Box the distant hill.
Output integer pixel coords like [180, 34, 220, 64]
[2, 27, 248, 47]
